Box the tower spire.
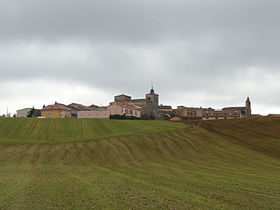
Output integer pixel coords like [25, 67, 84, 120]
[150, 81, 154, 94]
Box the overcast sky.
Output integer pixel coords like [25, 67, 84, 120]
[1, 0, 280, 115]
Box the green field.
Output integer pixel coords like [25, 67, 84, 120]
[0, 117, 279, 209]
[0, 118, 185, 143]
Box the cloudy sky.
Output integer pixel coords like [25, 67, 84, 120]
[1, 0, 280, 115]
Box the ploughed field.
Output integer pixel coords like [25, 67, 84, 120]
[0, 118, 279, 209]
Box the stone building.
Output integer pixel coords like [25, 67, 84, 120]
[173, 97, 251, 121]
[144, 87, 159, 107]
[107, 102, 142, 118]
[202, 108, 241, 120]
[174, 106, 203, 120]
[222, 97, 252, 116]
[68, 103, 92, 118]
[41, 102, 72, 118]
[113, 87, 160, 119]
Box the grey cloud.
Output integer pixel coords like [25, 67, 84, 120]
[1, 0, 280, 42]
[1, 0, 280, 114]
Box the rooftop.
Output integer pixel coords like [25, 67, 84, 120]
[113, 102, 142, 111]
[43, 103, 72, 111]
[68, 103, 92, 111]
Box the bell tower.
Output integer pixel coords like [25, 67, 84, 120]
[146, 85, 159, 107]
[246, 97, 251, 115]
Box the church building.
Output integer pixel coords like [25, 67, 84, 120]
[222, 97, 252, 116]
[113, 87, 161, 119]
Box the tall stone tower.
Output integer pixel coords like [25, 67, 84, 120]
[145, 86, 159, 107]
[246, 97, 251, 115]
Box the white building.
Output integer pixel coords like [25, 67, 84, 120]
[17, 108, 32, 118]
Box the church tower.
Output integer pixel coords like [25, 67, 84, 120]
[246, 97, 251, 115]
[146, 86, 159, 107]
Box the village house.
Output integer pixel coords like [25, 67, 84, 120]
[41, 102, 72, 118]
[68, 103, 111, 119]
[16, 108, 41, 118]
[16, 108, 32, 118]
[68, 103, 93, 118]
[175, 106, 203, 120]
[107, 102, 142, 118]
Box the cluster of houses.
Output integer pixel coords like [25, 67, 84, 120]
[16, 87, 253, 120]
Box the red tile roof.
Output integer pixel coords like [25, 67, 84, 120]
[43, 103, 72, 111]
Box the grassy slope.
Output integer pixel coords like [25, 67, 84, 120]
[0, 118, 185, 143]
[0, 117, 279, 209]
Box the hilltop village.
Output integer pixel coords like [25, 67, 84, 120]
[16, 87, 253, 120]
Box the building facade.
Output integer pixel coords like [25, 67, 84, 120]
[175, 106, 203, 120]
[68, 103, 92, 118]
[202, 109, 241, 120]
[173, 97, 251, 121]
[107, 102, 142, 118]
[222, 97, 252, 116]
[113, 87, 161, 119]
[16, 108, 32, 118]
[41, 102, 72, 118]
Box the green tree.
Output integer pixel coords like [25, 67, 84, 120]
[27, 107, 35, 118]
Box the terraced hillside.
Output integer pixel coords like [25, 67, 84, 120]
[0, 117, 279, 209]
[0, 118, 185, 143]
